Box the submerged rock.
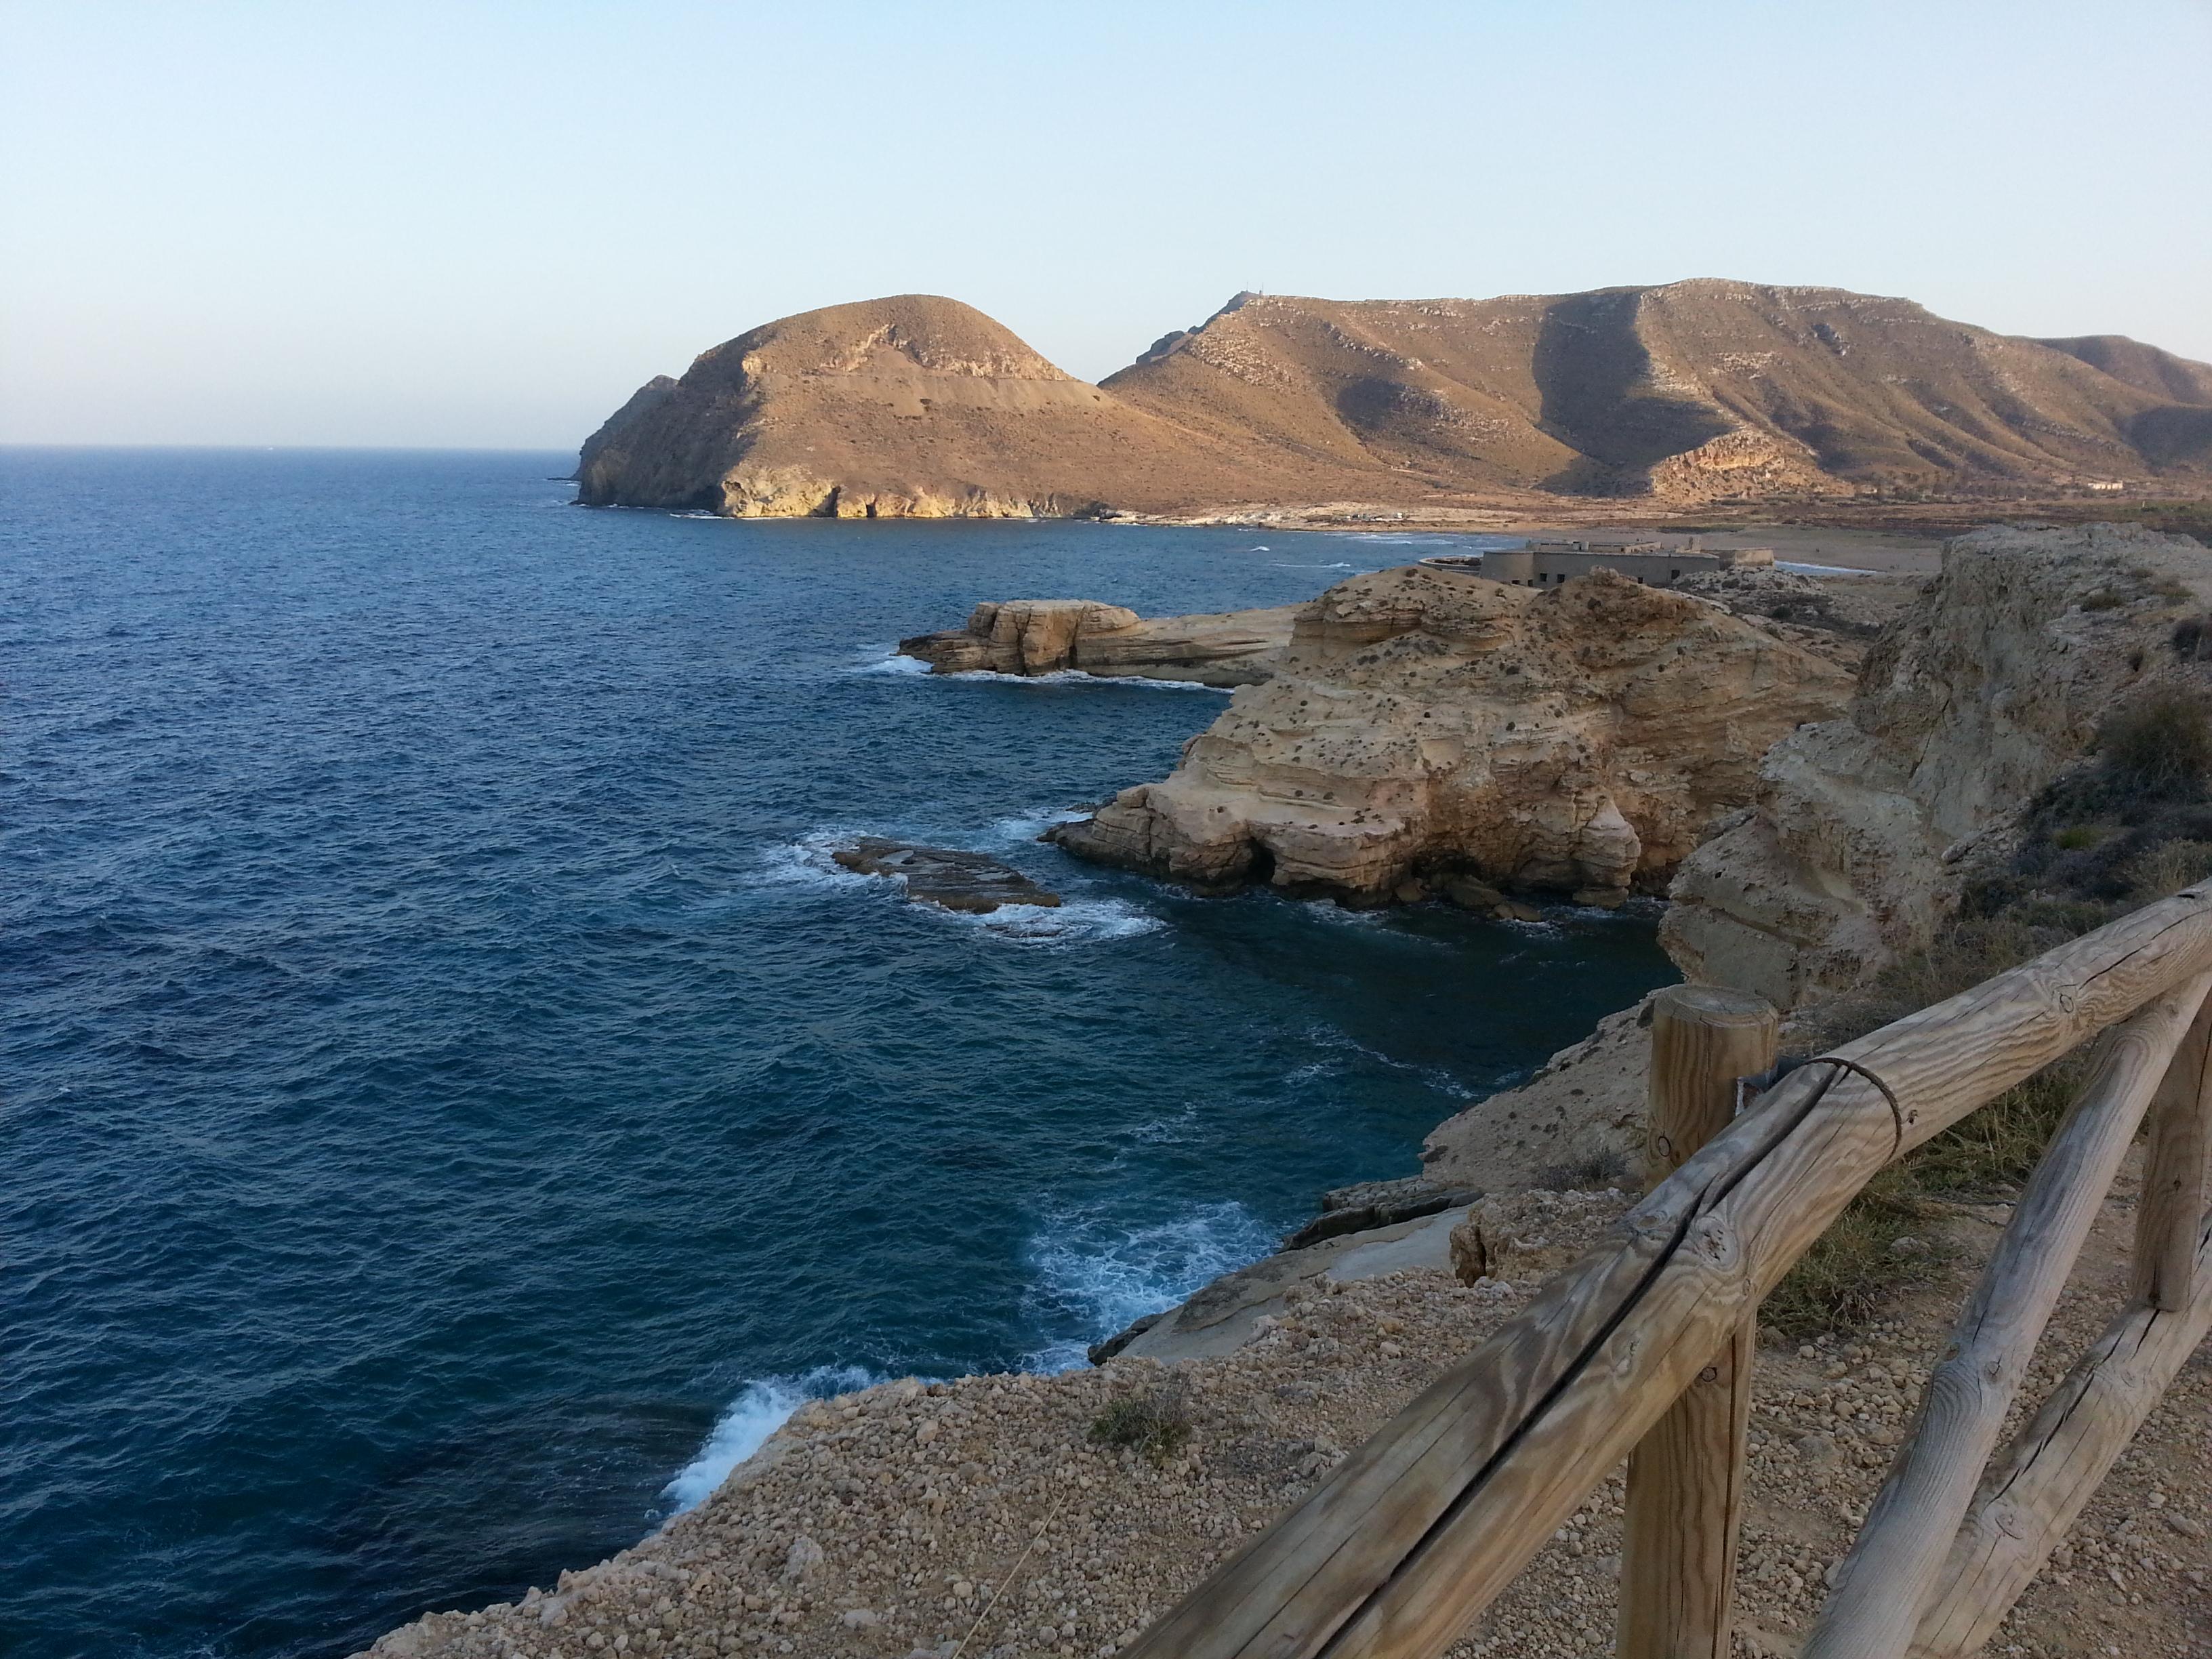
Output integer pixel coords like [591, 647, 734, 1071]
[832, 838, 1061, 914]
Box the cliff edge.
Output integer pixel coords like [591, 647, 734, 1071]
[1048, 563, 1853, 903]
[1663, 523, 2212, 1007]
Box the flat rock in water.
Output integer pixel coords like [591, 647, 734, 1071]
[831, 838, 1061, 914]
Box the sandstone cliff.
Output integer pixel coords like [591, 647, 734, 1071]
[577, 286, 2212, 518]
[1662, 523, 2212, 1007]
[1047, 564, 1854, 903]
[897, 598, 1294, 687]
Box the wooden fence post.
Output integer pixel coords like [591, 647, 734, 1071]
[2134, 987, 2212, 1310]
[1617, 985, 1777, 1659]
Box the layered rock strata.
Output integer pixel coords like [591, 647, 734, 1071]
[1048, 564, 1853, 903]
[1662, 523, 2212, 1007]
[897, 599, 1295, 687]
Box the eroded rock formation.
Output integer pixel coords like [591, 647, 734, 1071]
[897, 599, 1295, 687]
[1047, 564, 1853, 903]
[1662, 523, 2212, 1006]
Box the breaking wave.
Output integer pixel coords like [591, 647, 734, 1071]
[663, 1365, 884, 1513]
[1019, 1201, 1278, 1372]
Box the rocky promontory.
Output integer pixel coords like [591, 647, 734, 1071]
[1047, 563, 1854, 903]
[1664, 522, 2212, 1006]
[897, 599, 1295, 687]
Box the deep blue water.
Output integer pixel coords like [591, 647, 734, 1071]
[1, 449, 1675, 1659]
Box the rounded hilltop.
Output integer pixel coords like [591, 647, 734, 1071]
[574, 293, 1286, 520]
[577, 281, 2212, 520]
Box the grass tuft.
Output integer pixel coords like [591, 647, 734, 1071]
[1088, 1384, 1191, 1465]
[1535, 1149, 1635, 1191]
[1764, 1168, 1943, 1339]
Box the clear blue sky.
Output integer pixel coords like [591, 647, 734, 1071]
[5, 1, 2208, 449]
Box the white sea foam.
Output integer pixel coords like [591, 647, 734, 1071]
[1352, 533, 1509, 548]
[844, 644, 1225, 692]
[1271, 561, 1359, 571]
[851, 647, 933, 676]
[1305, 1022, 1477, 1100]
[1021, 1200, 1277, 1372]
[754, 831, 878, 891]
[760, 831, 1162, 945]
[663, 1364, 882, 1513]
[926, 666, 1230, 693]
[941, 895, 1166, 945]
[984, 806, 1092, 846]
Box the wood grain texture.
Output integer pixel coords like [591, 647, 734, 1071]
[1618, 987, 1774, 1659]
[2134, 989, 2212, 1310]
[1119, 890, 2212, 1659]
[1801, 972, 2207, 1659]
[1906, 1213, 2212, 1658]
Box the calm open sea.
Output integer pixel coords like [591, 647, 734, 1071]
[1, 449, 1675, 1658]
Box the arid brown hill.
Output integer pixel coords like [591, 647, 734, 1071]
[578, 283, 2212, 517]
[573, 295, 1348, 517]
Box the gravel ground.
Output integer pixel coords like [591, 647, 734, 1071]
[355, 1185, 2210, 1659]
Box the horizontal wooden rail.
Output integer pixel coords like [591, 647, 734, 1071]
[1124, 887, 2212, 1659]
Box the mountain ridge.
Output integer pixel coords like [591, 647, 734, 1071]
[576, 282, 2212, 518]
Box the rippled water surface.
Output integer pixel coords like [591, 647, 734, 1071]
[1, 449, 1675, 1658]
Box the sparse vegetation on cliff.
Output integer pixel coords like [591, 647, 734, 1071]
[1774, 685, 2212, 1332]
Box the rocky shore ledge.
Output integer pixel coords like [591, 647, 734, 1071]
[353, 1178, 2209, 1659]
[896, 600, 1294, 687]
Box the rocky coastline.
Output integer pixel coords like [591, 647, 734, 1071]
[355, 524, 2212, 1659]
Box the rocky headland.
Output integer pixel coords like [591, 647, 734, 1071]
[354, 525, 2212, 1659]
[895, 600, 1294, 687]
[1046, 562, 1854, 903]
[577, 283, 2212, 520]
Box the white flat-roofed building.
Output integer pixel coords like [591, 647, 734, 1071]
[1425, 537, 1776, 588]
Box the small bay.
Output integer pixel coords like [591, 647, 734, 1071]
[0, 449, 1674, 1658]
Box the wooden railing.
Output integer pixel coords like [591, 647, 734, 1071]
[1128, 887, 2212, 1659]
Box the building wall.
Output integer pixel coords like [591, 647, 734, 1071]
[1477, 545, 1772, 589]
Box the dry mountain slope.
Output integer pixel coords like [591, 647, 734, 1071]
[574, 294, 1357, 518]
[577, 284, 2212, 518]
[1107, 281, 2212, 501]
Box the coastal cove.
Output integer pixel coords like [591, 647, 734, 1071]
[1, 450, 1677, 1659]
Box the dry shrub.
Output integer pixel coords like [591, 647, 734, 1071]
[2094, 692, 2212, 800]
[1534, 1148, 1635, 1191]
[1088, 1382, 1191, 1464]
[1765, 1168, 1942, 1339]
[2123, 837, 2212, 903]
